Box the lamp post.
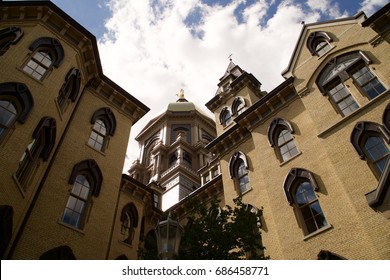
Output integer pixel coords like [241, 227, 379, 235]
[155, 213, 183, 260]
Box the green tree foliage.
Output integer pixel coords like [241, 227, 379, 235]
[138, 196, 268, 260]
[177, 196, 267, 260]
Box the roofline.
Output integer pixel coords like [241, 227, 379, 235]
[205, 77, 294, 150]
[281, 11, 366, 77]
[0, 1, 150, 116]
[235, 76, 294, 122]
[121, 174, 163, 214]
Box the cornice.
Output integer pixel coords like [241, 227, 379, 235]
[206, 77, 297, 156]
[0, 1, 149, 124]
[205, 72, 262, 112]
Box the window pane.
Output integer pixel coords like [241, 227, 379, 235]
[237, 161, 246, 177]
[74, 199, 85, 213]
[0, 101, 17, 127]
[73, 175, 90, 199]
[65, 196, 77, 210]
[316, 41, 331, 56]
[79, 185, 90, 200]
[94, 120, 106, 135]
[305, 216, 318, 234]
[376, 157, 388, 173]
[71, 181, 82, 197]
[352, 66, 373, 85]
[365, 137, 389, 162]
[280, 145, 288, 155]
[278, 130, 292, 146]
[338, 95, 359, 116]
[34, 51, 52, 67]
[295, 182, 316, 205]
[363, 79, 386, 99]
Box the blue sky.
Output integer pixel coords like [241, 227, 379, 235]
[49, 0, 382, 38]
[26, 0, 390, 170]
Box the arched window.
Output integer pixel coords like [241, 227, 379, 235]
[219, 107, 232, 127]
[88, 107, 116, 152]
[0, 82, 34, 143]
[120, 203, 138, 245]
[62, 159, 102, 229]
[15, 117, 56, 190]
[62, 174, 91, 228]
[232, 97, 246, 116]
[0, 100, 17, 140]
[229, 151, 250, 194]
[143, 136, 159, 166]
[317, 250, 346, 260]
[57, 68, 81, 113]
[307, 31, 333, 57]
[284, 168, 328, 236]
[0, 27, 23, 56]
[351, 121, 390, 179]
[316, 51, 386, 116]
[268, 118, 299, 162]
[39, 245, 76, 260]
[22, 37, 64, 80]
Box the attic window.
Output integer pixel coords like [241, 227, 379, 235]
[222, 82, 230, 93]
[307, 31, 333, 57]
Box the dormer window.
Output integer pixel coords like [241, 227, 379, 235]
[307, 31, 333, 57]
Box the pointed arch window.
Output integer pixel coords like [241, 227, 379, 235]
[0, 27, 23, 56]
[351, 121, 390, 180]
[284, 168, 328, 236]
[22, 37, 64, 81]
[229, 151, 250, 194]
[15, 117, 56, 190]
[62, 159, 102, 229]
[0, 100, 17, 141]
[316, 51, 386, 117]
[232, 97, 246, 116]
[57, 68, 81, 113]
[144, 136, 159, 166]
[120, 203, 138, 245]
[0, 82, 34, 143]
[39, 245, 76, 260]
[88, 107, 116, 152]
[307, 31, 333, 57]
[268, 118, 299, 162]
[219, 107, 232, 127]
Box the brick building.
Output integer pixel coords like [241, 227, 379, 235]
[0, 1, 149, 259]
[1, 1, 389, 260]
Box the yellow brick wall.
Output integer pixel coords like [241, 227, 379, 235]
[0, 22, 87, 258]
[1, 19, 137, 259]
[218, 19, 390, 259]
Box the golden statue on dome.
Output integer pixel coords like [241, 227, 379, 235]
[176, 89, 187, 102]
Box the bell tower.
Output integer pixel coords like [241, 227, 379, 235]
[128, 90, 216, 210]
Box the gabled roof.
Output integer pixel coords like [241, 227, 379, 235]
[219, 60, 237, 81]
[281, 11, 366, 78]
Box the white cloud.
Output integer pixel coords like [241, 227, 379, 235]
[97, 0, 355, 172]
[359, 0, 388, 16]
[306, 0, 349, 18]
